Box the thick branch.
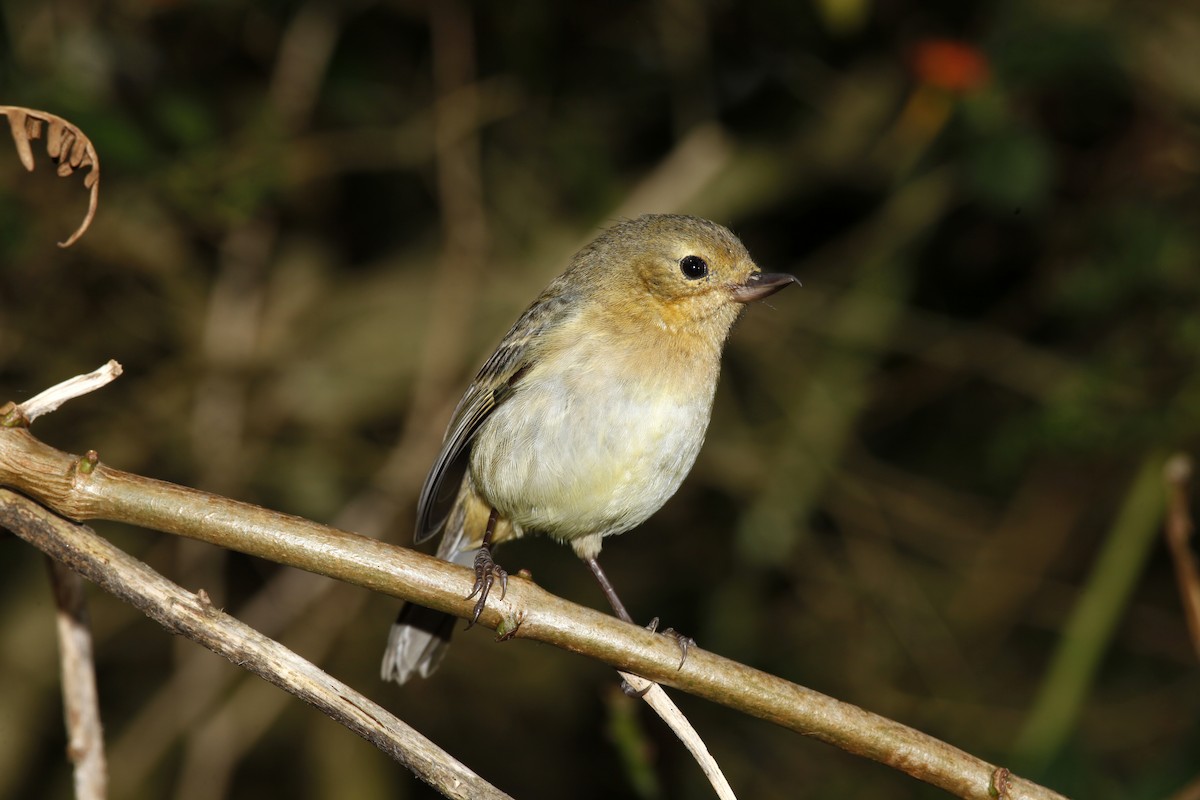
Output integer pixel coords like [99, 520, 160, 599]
[0, 490, 510, 800]
[0, 425, 1067, 800]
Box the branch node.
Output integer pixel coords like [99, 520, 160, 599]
[990, 766, 1013, 799]
[76, 451, 100, 475]
[2, 402, 30, 429]
[196, 589, 216, 612]
[495, 612, 523, 641]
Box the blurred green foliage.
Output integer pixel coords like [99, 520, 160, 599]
[1, 1, 1199, 798]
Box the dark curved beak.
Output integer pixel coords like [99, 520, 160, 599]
[730, 272, 801, 303]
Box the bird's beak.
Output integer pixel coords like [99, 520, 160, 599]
[730, 272, 801, 303]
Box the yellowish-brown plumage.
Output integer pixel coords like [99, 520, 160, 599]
[382, 214, 797, 684]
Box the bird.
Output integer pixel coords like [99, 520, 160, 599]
[381, 213, 798, 684]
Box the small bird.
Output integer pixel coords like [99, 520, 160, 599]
[382, 214, 798, 684]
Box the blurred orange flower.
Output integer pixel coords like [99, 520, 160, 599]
[911, 39, 990, 92]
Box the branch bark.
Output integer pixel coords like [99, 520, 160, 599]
[0, 424, 1068, 799]
[1164, 454, 1200, 663]
[0, 489, 510, 800]
[46, 557, 107, 800]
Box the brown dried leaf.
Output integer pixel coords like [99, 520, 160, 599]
[70, 136, 89, 168]
[0, 105, 102, 247]
[5, 108, 36, 171]
[46, 120, 66, 159]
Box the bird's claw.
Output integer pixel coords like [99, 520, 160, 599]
[617, 619, 694, 696]
[465, 544, 507, 628]
[663, 628, 694, 670]
[645, 616, 694, 670]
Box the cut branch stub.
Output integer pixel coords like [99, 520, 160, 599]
[1, 105, 101, 247]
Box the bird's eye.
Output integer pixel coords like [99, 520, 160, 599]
[679, 255, 708, 280]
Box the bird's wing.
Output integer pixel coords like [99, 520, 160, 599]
[413, 286, 569, 543]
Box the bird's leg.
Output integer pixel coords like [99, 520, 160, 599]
[465, 507, 507, 627]
[584, 556, 694, 670]
[584, 555, 634, 623]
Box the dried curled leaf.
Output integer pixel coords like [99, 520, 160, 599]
[1, 105, 101, 247]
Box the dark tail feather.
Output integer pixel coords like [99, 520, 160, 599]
[381, 531, 474, 684]
[381, 603, 457, 684]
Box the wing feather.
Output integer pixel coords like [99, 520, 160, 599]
[412, 285, 572, 543]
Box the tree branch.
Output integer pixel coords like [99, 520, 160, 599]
[46, 556, 107, 800]
[0, 422, 1068, 800]
[1164, 454, 1200, 663]
[0, 489, 510, 800]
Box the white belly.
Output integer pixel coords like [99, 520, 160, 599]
[468, 357, 715, 543]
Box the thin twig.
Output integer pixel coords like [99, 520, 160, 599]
[1164, 454, 1200, 663]
[0, 490, 510, 800]
[1013, 453, 1167, 771]
[620, 673, 736, 800]
[108, 572, 361, 796]
[0, 424, 1067, 800]
[1167, 772, 1200, 800]
[46, 557, 107, 800]
[2, 360, 122, 425]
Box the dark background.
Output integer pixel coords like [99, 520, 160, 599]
[2, 1, 1198, 798]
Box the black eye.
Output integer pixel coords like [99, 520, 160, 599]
[679, 255, 708, 280]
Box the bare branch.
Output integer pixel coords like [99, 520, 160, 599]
[0, 490, 511, 800]
[46, 558, 107, 800]
[3, 361, 122, 425]
[1167, 772, 1200, 800]
[1165, 454, 1200, 663]
[621, 673, 735, 800]
[0, 424, 1068, 800]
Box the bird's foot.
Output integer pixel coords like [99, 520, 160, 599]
[618, 618, 695, 697]
[646, 617, 695, 670]
[465, 543, 508, 628]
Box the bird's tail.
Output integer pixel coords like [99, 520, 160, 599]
[380, 602, 458, 684]
[380, 533, 474, 684]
